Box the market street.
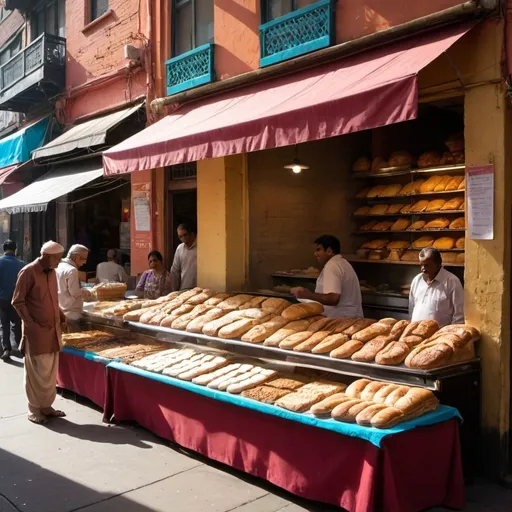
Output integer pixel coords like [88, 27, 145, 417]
[0, 355, 510, 512]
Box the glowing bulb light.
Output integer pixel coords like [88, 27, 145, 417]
[284, 157, 309, 174]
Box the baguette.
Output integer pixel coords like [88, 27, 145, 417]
[217, 368, 261, 391]
[218, 318, 258, 339]
[433, 237, 455, 250]
[366, 185, 387, 198]
[400, 204, 413, 214]
[424, 217, 450, 229]
[441, 197, 464, 210]
[264, 320, 312, 346]
[261, 297, 292, 315]
[226, 369, 277, 393]
[449, 217, 465, 229]
[333, 400, 374, 423]
[372, 384, 402, 403]
[410, 200, 429, 213]
[204, 293, 232, 306]
[186, 289, 217, 306]
[387, 240, 410, 250]
[407, 220, 426, 231]
[202, 311, 244, 336]
[455, 237, 465, 249]
[308, 317, 334, 332]
[351, 335, 394, 362]
[445, 176, 464, 191]
[356, 404, 389, 426]
[239, 308, 272, 321]
[404, 342, 453, 369]
[393, 388, 439, 414]
[310, 394, 352, 416]
[399, 335, 423, 347]
[458, 177, 466, 190]
[279, 331, 315, 350]
[178, 357, 228, 381]
[311, 333, 349, 354]
[217, 294, 254, 311]
[375, 341, 411, 365]
[332, 317, 359, 334]
[411, 320, 439, 339]
[387, 204, 406, 214]
[207, 364, 254, 389]
[360, 220, 378, 231]
[389, 320, 410, 340]
[352, 323, 392, 342]
[390, 219, 411, 231]
[433, 175, 453, 192]
[412, 236, 434, 249]
[281, 302, 324, 320]
[330, 340, 364, 358]
[171, 304, 212, 330]
[239, 296, 267, 310]
[186, 308, 227, 333]
[371, 221, 394, 231]
[241, 316, 289, 343]
[368, 205, 389, 216]
[293, 331, 332, 352]
[379, 184, 402, 197]
[192, 363, 241, 385]
[345, 379, 372, 398]
[356, 186, 371, 198]
[360, 381, 390, 401]
[419, 176, 444, 193]
[384, 386, 410, 406]
[343, 318, 376, 337]
[354, 206, 371, 216]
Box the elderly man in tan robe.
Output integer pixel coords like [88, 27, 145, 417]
[12, 241, 66, 425]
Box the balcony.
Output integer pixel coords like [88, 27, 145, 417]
[166, 43, 215, 96]
[0, 34, 66, 112]
[260, 0, 334, 67]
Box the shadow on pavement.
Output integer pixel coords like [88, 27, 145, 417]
[0, 448, 160, 512]
[45, 418, 153, 449]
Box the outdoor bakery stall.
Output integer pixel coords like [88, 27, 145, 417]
[55, 18, 512, 511]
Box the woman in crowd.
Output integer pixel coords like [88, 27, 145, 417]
[135, 251, 172, 299]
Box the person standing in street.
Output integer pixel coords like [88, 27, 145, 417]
[171, 223, 197, 291]
[12, 241, 67, 425]
[56, 244, 90, 331]
[96, 248, 128, 283]
[0, 240, 25, 362]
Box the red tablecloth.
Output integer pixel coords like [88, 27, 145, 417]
[107, 367, 465, 512]
[57, 352, 107, 410]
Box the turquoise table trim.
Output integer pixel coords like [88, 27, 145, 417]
[107, 361, 462, 448]
[62, 346, 113, 366]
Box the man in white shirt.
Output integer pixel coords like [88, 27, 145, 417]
[409, 247, 464, 327]
[171, 223, 197, 291]
[56, 244, 90, 330]
[96, 249, 128, 283]
[291, 235, 363, 318]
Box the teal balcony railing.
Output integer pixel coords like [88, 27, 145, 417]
[260, 0, 334, 67]
[166, 43, 215, 96]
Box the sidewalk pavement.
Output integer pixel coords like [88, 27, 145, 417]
[1, 353, 512, 512]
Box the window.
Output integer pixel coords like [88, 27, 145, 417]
[264, 0, 316, 21]
[91, 0, 109, 21]
[173, 0, 213, 56]
[31, 0, 66, 39]
[0, 33, 22, 66]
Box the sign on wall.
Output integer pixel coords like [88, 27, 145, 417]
[467, 164, 494, 240]
[132, 182, 152, 251]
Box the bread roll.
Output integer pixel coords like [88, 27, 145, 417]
[379, 184, 402, 197]
[390, 219, 411, 231]
[279, 331, 315, 349]
[241, 316, 289, 343]
[412, 320, 439, 339]
[293, 331, 330, 352]
[393, 388, 438, 414]
[218, 318, 257, 339]
[375, 341, 410, 365]
[352, 157, 371, 173]
[370, 407, 405, 428]
[412, 236, 434, 249]
[355, 206, 371, 216]
[186, 289, 217, 305]
[343, 318, 376, 336]
[239, 296, 267, 310]
[361, 239, 389, 250]
[226, 370, 277, 394]
[264, 319, 312, 346]
[388, 151, 413, 167]
[360, 220, 378, 231]
[372, 221, 393, 231]
[455, 237, 465, 249]
[407, 220, 426, 231]
[281, 302, 324, 321]
[371, 157, 388, 173]
[433, 176, 452, 191]
[368, 204, 389, 215]
[202, 311, 243, 336]
[204, 293, 232, 306]
[410, 200, 429, 213]
[345, 379, 372, 398]
[441, 197, 464, 210]
[356, 404, 389, 426]
[424, 217, 450, 229]
[387, 204, 406, 214]
[449, 217, 465, 229]
[405, 342, 453, 369]
[372, 384, 402, 403]
[310, 394, 352, 416]
[217, 294, 254, 311]
[261, 298, 292, 315]
[331, 399, 362, 420]
[420, 176, 444, 193]
[432, 237, 455, 250]
[384, 386, 410, 406]
[186, 308, 227, 333]
[387, 240, 410, 250]
[417, 151, 441, 168]
[330, 340, 364, 358]
[311, 333, 349, 354]
[356, 187, 371, 198]
[352, 323, 391, 342]
[425, 199, 446, 212]
[400, 335, 424, 347]
[389, 320, 410, 340]
[366, 185, 387, 198]
[351, 335, 394, 362]
[445, 176, 464, 191]
[333, 400, 374, 423]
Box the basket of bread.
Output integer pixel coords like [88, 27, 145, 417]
[91, 282, 128, 301]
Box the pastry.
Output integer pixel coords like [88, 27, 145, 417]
[417, 151, 442, 168]
[281, 302, 324, 321]
[368, 204, 389, 215]
[371, 221, 393, 231]
[352, 157, 371, 173]
[407, 220, 426, 231]
[412, 236, 434, 249]
[361, 239, 389, 250]
[366, 185, 387, 198]
[360, 220, 378, 231]
[390, 219, 410, 231]
[410, 200, 429, 213]
[387, 204, 406, 214]
[371, 157, 388, 173]
[387, 240, 410, 250]
[441, 197, 464, 210]
[449, 217, 465, 229]
[419, 176, 444, 193]
[433, 237, 456, 250]
[354, 206, 371, 215]
[425, 199, 446, 212]
[388, 151, 413, 167]
[455, 237, 465, 249]
[379, 184, 402, 197]
[424, 218, 450, 229]
[445, 176, 464, 191]
[433, 176, 452, 191]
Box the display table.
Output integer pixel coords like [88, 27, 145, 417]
[106, 363, 465, 512]
[56, 347, 109, 410]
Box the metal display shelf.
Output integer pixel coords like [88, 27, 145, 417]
[272, 272, 318, 280]
[351, 164, 465, 179]
[353, 229, 465, 235]
[126, 321, 480, 391]
[346, 257, 464, 268]
[354, 209, 464, 218]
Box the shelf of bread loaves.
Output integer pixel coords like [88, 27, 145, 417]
[347, 256, 464, 268]
[354, 198, 465, 218]
[89, 289, 480, 375]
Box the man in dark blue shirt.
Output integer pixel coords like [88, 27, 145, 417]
[0, 240, 25, 362]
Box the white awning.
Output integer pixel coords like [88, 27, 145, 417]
[32, 103, 143, 161]
[0, 162, 103, 214]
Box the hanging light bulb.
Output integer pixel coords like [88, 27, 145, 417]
[284, 157, 309, 174]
